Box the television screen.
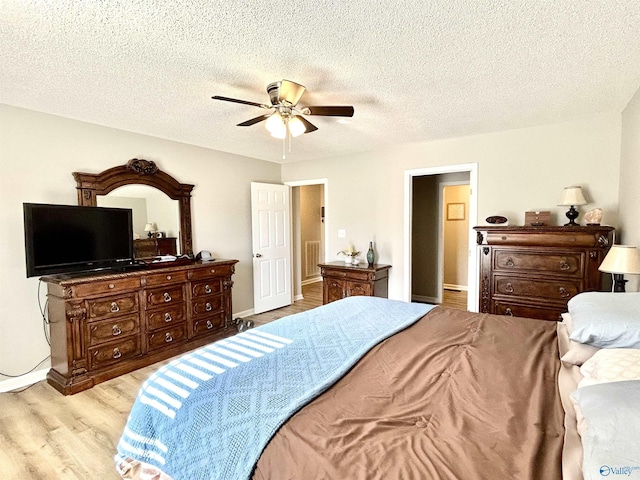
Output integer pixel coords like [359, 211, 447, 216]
[24, 203, 133, 277]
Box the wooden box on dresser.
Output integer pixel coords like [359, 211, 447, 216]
[474, 226, 614, 321]
[42, 259, 238, 395]
[319, 261, 391, 305]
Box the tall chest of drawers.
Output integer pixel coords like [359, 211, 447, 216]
[42, 259, 238, 394]
[474, 226, 614, 321]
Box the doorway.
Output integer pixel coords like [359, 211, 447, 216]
[403, 164, 478, 311]
[286, 179, 327, 301]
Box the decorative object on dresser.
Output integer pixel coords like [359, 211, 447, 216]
[366, 241, 375, 266]
[524, 210, 550, 226]
[42, 259, 238, 395]
[558, 185, 588, 226]
[144, 222, 157, 238]
[598, 245, 640, 292]
[133, 237, 178, 258]
[319, 261, 391, 304]
[584, 207, 603, 226]
[485, 215, 508, 224]
[474, 225, 614, 321]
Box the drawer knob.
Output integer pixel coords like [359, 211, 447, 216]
[559, 261, 570, 271]
[505, 258, 515, 267]
[109, 283, 115, 289]
[204, 284, 212, 294]
[206, 320, 213, 330]
[163, 292, 172, 302]
[112, 325, 122, 336]
[164, 312, 172, 322]
[210, 269, 216, 274]
[505, 283, 514, 294]
[113, 348, 122, 359]
[110, 302, 120, 313]
[559, 287, 570, 298]
[166, 275, 172, 280]
[504, 308, 514, 316]
[165, 332, 173, 343]
[205, 302, 212, 312]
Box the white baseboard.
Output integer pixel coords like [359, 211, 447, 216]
[0, 367, 48, 392]
[301, 277, 322, 286]
[233, 308, 254, 319]
[411, 294, 438, 304]
[293, 293, 304, 302]
[444, 284, 468, 292]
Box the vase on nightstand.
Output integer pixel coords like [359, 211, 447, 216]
[366, 241, 375, 266]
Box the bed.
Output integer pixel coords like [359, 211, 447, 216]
[115, 293, 640, 480]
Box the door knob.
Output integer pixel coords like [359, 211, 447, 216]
[254, 253, 262, 258]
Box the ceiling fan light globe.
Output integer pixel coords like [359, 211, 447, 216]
[265, 113, 285, 135]
[288, 116, 306, 137]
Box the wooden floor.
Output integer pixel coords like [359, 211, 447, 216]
[0, 282, 466, 479]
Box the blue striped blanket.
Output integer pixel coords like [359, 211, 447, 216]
[115, 296, 434, 480]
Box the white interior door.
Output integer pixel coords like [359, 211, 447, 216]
[251, 182, 292, 314]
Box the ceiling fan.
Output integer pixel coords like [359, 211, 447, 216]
[212, 79, 354, 141]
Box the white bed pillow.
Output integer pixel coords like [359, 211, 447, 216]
[570, 381, 640, 480]
[561, 340, 601, 366]
[577, 348, 640, 387]
[568, 292, 640, 349]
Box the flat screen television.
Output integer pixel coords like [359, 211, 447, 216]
[23, 203, 134, 277]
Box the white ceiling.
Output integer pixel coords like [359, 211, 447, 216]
[2, 1, 640, 164]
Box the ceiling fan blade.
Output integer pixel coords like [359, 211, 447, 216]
[303, 106, 354, 117]
[278, 80, 306, 106]
[212, 95, 269, 109]
[297, 116, 318, 133]
[237, 114, 272, 127]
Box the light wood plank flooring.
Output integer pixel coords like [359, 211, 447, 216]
[0, 282, 466, 479]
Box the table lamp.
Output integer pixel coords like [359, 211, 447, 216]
[144, 222, 157, 238]
[558, 186, 587, 226]
[598, 245, 640, 292]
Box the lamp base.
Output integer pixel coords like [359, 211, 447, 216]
[612, 273, 627, 293]
[564, 205, 579, 226]
[147, 232, 154, 238]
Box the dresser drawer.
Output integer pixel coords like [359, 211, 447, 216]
[146, 285, 185, 307]
[193, 311, 226, 336]
[87, 314, 139, 346]
[492, 301, 564, 322]
[71, 277, 140, 299]
[322, 269, 372, 282]
[88, 337, 141, 370]
[191, 279, 223, 297]
[493, 250, 584, 277]
[145, 270, 189, 287]
[192, 295, 224, 316]
[148, 325, 187, 352]
[190, 265, 233, 280]
[87, 293, 139, 320]
[494, 276, 580, 301]
[146, 304, 186, 330]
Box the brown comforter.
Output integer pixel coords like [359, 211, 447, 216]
[253, 307, 564, 480]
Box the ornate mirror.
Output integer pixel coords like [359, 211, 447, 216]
[73, 159, 194, 257]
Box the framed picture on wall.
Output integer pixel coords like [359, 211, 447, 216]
[447, 203, 465, 221]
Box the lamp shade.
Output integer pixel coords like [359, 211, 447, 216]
[558, 186, 587, 206]
[599, 245, 640, 275]
[144, 222, 156, 232]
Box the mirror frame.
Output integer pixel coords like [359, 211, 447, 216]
[73, 159, 195, 257]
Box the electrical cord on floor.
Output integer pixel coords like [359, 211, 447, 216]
[0, 280, 52, 383]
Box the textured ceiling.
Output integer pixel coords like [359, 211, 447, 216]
[2, 1, 640, 164]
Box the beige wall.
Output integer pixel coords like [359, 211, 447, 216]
[282, 112, 623, 300]
[443, 184, 470, 287]
[300, 184, 323, 281]
[0, 105, 280, 383]
[620, 86, 640, 292]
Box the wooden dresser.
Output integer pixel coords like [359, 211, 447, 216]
[474, 226, 614, 321]
[42, 259, 238, 394]
[319, 262, 391, 304]
[133, 237, 178, 258]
